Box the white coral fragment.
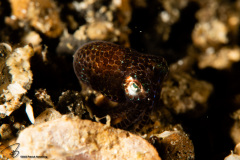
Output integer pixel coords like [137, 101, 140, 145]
[192, 19, 228, 48]
[6, 45, 34, 88]
[0, 44, 34, 116]
[8, 83, 27, 95]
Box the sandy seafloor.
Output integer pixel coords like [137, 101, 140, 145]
[0, 0, 240, 159]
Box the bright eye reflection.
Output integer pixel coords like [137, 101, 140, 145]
[124, 76, 147, 100]
[128, 82, 140, 95]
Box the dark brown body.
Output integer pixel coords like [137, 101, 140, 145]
[73, 41, 168, 128]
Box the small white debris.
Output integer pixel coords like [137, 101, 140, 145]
[8, 83, 27, 95]
[25, 102, 35, 124]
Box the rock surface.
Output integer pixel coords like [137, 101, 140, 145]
[16, 116, 161, 160]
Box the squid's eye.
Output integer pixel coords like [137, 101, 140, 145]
[130, 82, 140, 93]
[124, 76, 147, 100]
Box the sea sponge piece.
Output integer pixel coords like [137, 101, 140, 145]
[9, 0, 63, 38]
[198, 47, 240, 70]
[16, 116, 161, 160]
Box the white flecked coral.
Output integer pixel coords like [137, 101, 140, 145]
[0, 44, 34, 116]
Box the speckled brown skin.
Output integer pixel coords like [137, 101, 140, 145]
[73, 41, 168, 128]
